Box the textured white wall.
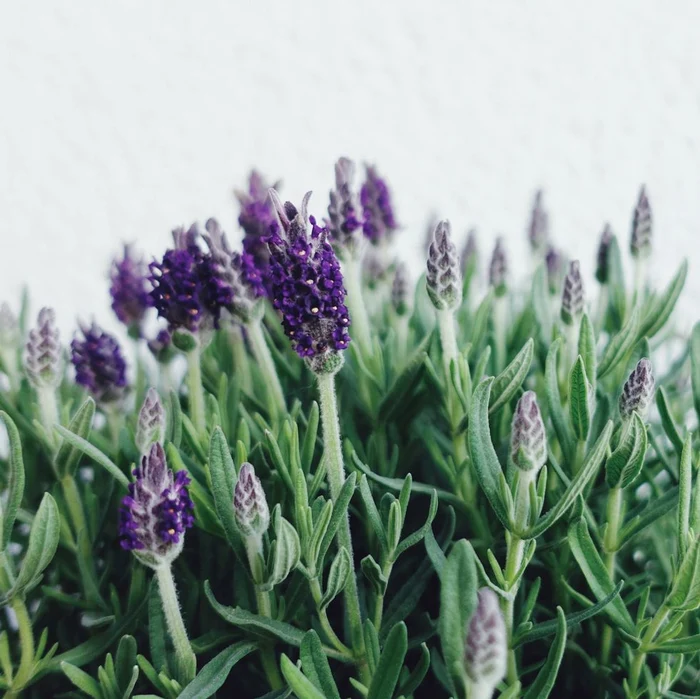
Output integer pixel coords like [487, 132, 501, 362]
[2, 1, 700, 340]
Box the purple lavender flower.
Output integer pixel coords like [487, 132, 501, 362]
[560, 260, 585, 325]
[510, 391, 547, 472]
[545, 246, 564, 295]
[461, 228, 478, 278]
[71, 323, 128, 403]
[110, 244, 151, 336]
[234, 462, 270, 539]
[149, 225, 233, 333]
[488, 238, 508, 296]
[119, 443, 194, 565]
[595, 224, 614, 284]
[426, 220, 462, 311]
[25, 307, 62, 389]
[620, 358, 654, 421]
[327, 157, 363, 254]
[266, 190, 351, 370]
[360, 165, 398, 244]
[527, 189, 549, 253]
[464, 588, 507, 689]
[630, 186, 652, 259]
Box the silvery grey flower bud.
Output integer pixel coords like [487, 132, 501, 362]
[25, 308, 62, 388]
[461, 228, 478, 277]
[488, 238, 508, 297]
[391, 262, 411, 316]
[426, 220, 462, 311]
[630, 186, 652, 259]
[465, 588, 507, 692]
[136, 388, 166, 455]
[619, 358, 654, 421]
[527, 189, 549, 253]
[510, 391, 547, 472]
[234, 463, 270, 539]
[560, 260, 585, 326]
[595, 224, 613, 284]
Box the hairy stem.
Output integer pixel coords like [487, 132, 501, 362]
[309, 577, 353, 657]
[37, 385, 59, 449]
[155, 563, 196, 686]
[247, 320, 286, 418]
[6, 597, 35, 697]
[186, 345, 206, 435]
[503, 534, 526, 685]
[628, 604, 669, 694]
[601, 486, 623, 665]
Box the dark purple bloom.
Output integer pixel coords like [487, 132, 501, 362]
[110, 244, 151, 335]
[25, 307, 62, 389]
[149, 225, 233, 333]
[596, 224, 614, 284]
[360, 165, 398, 244]
[266, 191, 351, 363]
[71, 323, 127, 403]
[527, 189, 549, 253]
[327, 157, 363, 253]
[630, 186, 652, 259]
[119, 443, 194, 564]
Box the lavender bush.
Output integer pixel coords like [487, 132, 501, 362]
[0, 165, 698, 698]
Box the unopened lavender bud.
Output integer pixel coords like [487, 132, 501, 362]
[527, 189, 549, 253]
[25, 308, 62, 388]
[136, 388, 166, 454]
[391, 262, 411, 316]
[545, 247, 564, 295]
[488, 238, 508, 297]
[327, 157, 363, 254]
[560, 260, 585, 326]
[510, 391, 547, 472]
[461, 228, 478, 277]
[630, 186, 652, 259]
[619, 358, 654, 421]
[595, 224, 613, 284]
[465, 588, 507, 693]
[234, 463, 270, 539]
[426, 220, 462, 311]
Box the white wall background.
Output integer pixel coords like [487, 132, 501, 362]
[2, 1, 700, 341]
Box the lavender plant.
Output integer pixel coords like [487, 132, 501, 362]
[0, 172, 698, 699]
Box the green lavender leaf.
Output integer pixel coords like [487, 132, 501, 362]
[545, 339, 575, 464]
[598, 304, 641, 379]
[0, 412, 24, 551]
[178, 642, 257, 699]
[639, 259, 687, 338]
[300, 630, 341, 699]
[55, 397, 96, 478]
[666, 537, 700, 611]
[280, 655, 326, 699]
[522, 607, 566, 699]
[367, 622, 408, 699]
[61, 662, 102, 698]
[569, 356, 590, 442]
[263, 508, 301, 591]
[605, 413, 648, 488]
[361, 555, 388, 596]
[319, 547, 350, 610]
[489, 338, 534, 415]
[692, 322, 700, 425]
[656, 387, 684, 457]
[678, 433, 693, 558]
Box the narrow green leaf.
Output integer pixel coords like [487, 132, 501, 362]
[522, 607, 567, 699]
[54, 424, 129, 489]
[280, 654, 326, 699]
[55, 398, 96, 477]
[178, 642, 257, 699]
[300, 402, 319, 473]
[320, 547, 351, 610]
[262, 511, 300, 591]
[367, 622, 408, 699]
[61, 662, 101, 698]
[489, 338, 534, 414]
[656, 388, 684, 457]
[651, 633, 700, 654]
[545, 339, 575, 464]
[678, 433, 693, 558]
[361, 555, 388, 596]
[168, 389, 182, 448]
[393, 490, 438, 560]
[0, 412, 24, 551]
[567, 518, 635, 634]
[578, 314, 596, 395]
[692, 322, 700, 426]
[666, 537, 700, 611]
[300, 631, 341, 699]
[115, 635, 138, 691]
[358, 475, 388, 552]
[618, 486, 679, 548]
[598, 304, 641, 379]
[469, 378, 511, 529]
[639, 259, 687, 338]
[318, 472, 356, 565]
[396, 643, 430, 697]
[569, 356, 590, 442]
[605, 414, 647, 488]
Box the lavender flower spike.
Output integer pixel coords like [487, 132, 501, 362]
[234, 462, 270, 540]
[25, 308, 62, 389]
[465, 588, 507, 694]
[510, 391, 547, 472]
[595, 224, 614, 284]
[620, 358, 654, 421]
[136, 388, 166, 455]
[560, 260, 585, 326]
[527, 189, 549, 254]
[119, 443, 194, 567]
[630, 186, 652, 259]
[327, 157, 363, 255]
[110, 244, 151, 337]
[360, 164, 398, 244]
[488, 238, 508, 297]
[426, 220, 462, 311]
[267, 190, 351, 374]
[391, 262, 411, 316]
[71, 323, 128, 403]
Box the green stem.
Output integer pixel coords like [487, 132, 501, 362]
[229, 325, 252, 393]
[503, 534, 526, 685]
[309, 577, 353, 657]
[343, 256, 373, 356]
[6, 597, 35, 697]
[601, 486, 623, 665]
[247, 320, 286, 418]
[628, 604, 669, 695]
[493, 295, 508, 372]
[37, 385, 59, 449]
[155, 564, 196, 686]
[437, 308, 458, 380]
[372, 560, 393, 633]
[186, 345, 206, 435]
[317, 372, 368, 679]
